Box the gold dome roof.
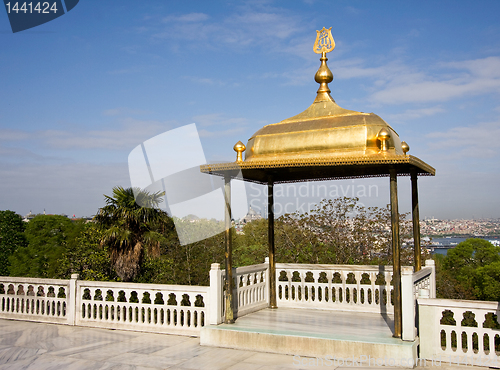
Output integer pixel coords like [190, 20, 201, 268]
[245, 51, 403, 162]
[200, 28, 434, 184]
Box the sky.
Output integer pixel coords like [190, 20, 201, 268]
[1, 0, 500, 220]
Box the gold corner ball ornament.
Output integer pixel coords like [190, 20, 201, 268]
[314, 27, 335, 54]
[233, 141, 246, 162]
[377, 128, 390, 152]
[401, 141, 410, 155]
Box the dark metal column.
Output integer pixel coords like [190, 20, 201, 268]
[390, 168, 402, 338]
[268, 176, 277, 308]
[411, 169, 422, 272]
[224, 174, 234, 323]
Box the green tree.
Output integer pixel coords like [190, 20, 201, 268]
[473, 261, 500, 301]
[437, 238, 500, 300]
[232, 197, 424, 268]
[234, 218, 268, 266]
[55, 222, 117, 281]
[134, 255, 176, 285]
[434, 253, 475, 299]
[166, 218, 225, 286]
[0, 210, 28, 276]
[94, 186, 172, 281]
[9, 215, 83, 278]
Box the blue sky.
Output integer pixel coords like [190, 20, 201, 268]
[1, 1, 500, 220]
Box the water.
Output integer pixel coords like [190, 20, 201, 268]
[428, 236, 500, 256]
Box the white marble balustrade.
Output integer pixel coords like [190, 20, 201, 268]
[75, 280, 209, 336]
[232, 263, 268, 318]
[219, 262, 269, 320]
[419, 298, 500, 367]
[0, 276, 71, 325]
[0, 275, 211, 336]
[401, 260, 435, 341]
[411, 260, 436, 300]
[0, 259, 438, 343]
[275, 263, 395, 314]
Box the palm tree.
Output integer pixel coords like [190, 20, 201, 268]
[94, 186, 172, 281]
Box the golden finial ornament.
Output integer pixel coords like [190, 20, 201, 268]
[233, 141, 246, 162]
[313, 27, 335, 102]
[377, 128, 390, 152]
[401, 141, 409, 155]
[313, 27, 335, 54]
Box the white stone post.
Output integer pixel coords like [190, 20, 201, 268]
[417, 296, 436, 360]
[208, 263, 223, 325]
[425, 259, 436, 298]
[67, 273, 79, 326]
[401, 266, 415, 341]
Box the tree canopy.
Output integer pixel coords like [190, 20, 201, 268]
[9, 214, 84, 278]
[436, 238, 500, 301]
[4, 195, 499, 303]
[94, 186, 173, 281]
[55, 222, 117, 281]
[235, 197, 420, 267]
[0, 210, 27, 276]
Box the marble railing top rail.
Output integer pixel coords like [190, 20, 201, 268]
[233, 263, 268, 274]
[77, 280, 209, 293]
[275, 263, 402, 272]
[418, 297, 500, 311]
[412, 267, 432, 283]
[0, 276, 70, 286]
[219, 263, 268, 276]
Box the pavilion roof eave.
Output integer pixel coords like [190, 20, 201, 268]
[200, 154, 435, 185]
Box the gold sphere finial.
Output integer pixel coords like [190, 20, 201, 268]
[233, 141, 246, 162]
[314, 54, 334, 86]
[401, 141, 410, 155]
[377, 128, 391, 152]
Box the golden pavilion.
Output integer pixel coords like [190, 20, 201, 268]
[201, 27, 435, 338]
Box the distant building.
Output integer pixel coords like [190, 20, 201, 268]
[183, 214, 201, 222]
[234, 206, 263, 234]
[22, 211, 89, 222]
[22, 211, 35, 222]
[241, 206, 262, 224]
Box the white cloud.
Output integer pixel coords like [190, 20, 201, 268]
[103, 108, 121, 116]
[182, 76, 228, 86]
[0, 129, 30, 141]
[386, 106, 445, 122]
[0, 118, 174, 151]
[445, 56, 500, 79]
[163, 13, 210, 23]
[152, 6, 304, 54]
[198, 127, 246, 138]
[325, 56, 500, 105]
[426, 120, 500, 158]
[371, 78, 500, 104]
[192, 113, 247, 128]
[102, 108, 151, 116]
[368, 57, 500, 104]
[0, 162, 129, 217]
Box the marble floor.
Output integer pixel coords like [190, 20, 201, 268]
[0, 318, 482, 370]
[216, 308, 398, 343]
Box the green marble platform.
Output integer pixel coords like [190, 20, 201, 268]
[201, 308, 418, 367]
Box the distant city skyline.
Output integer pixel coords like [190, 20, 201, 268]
[1, 1, 500, 220]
